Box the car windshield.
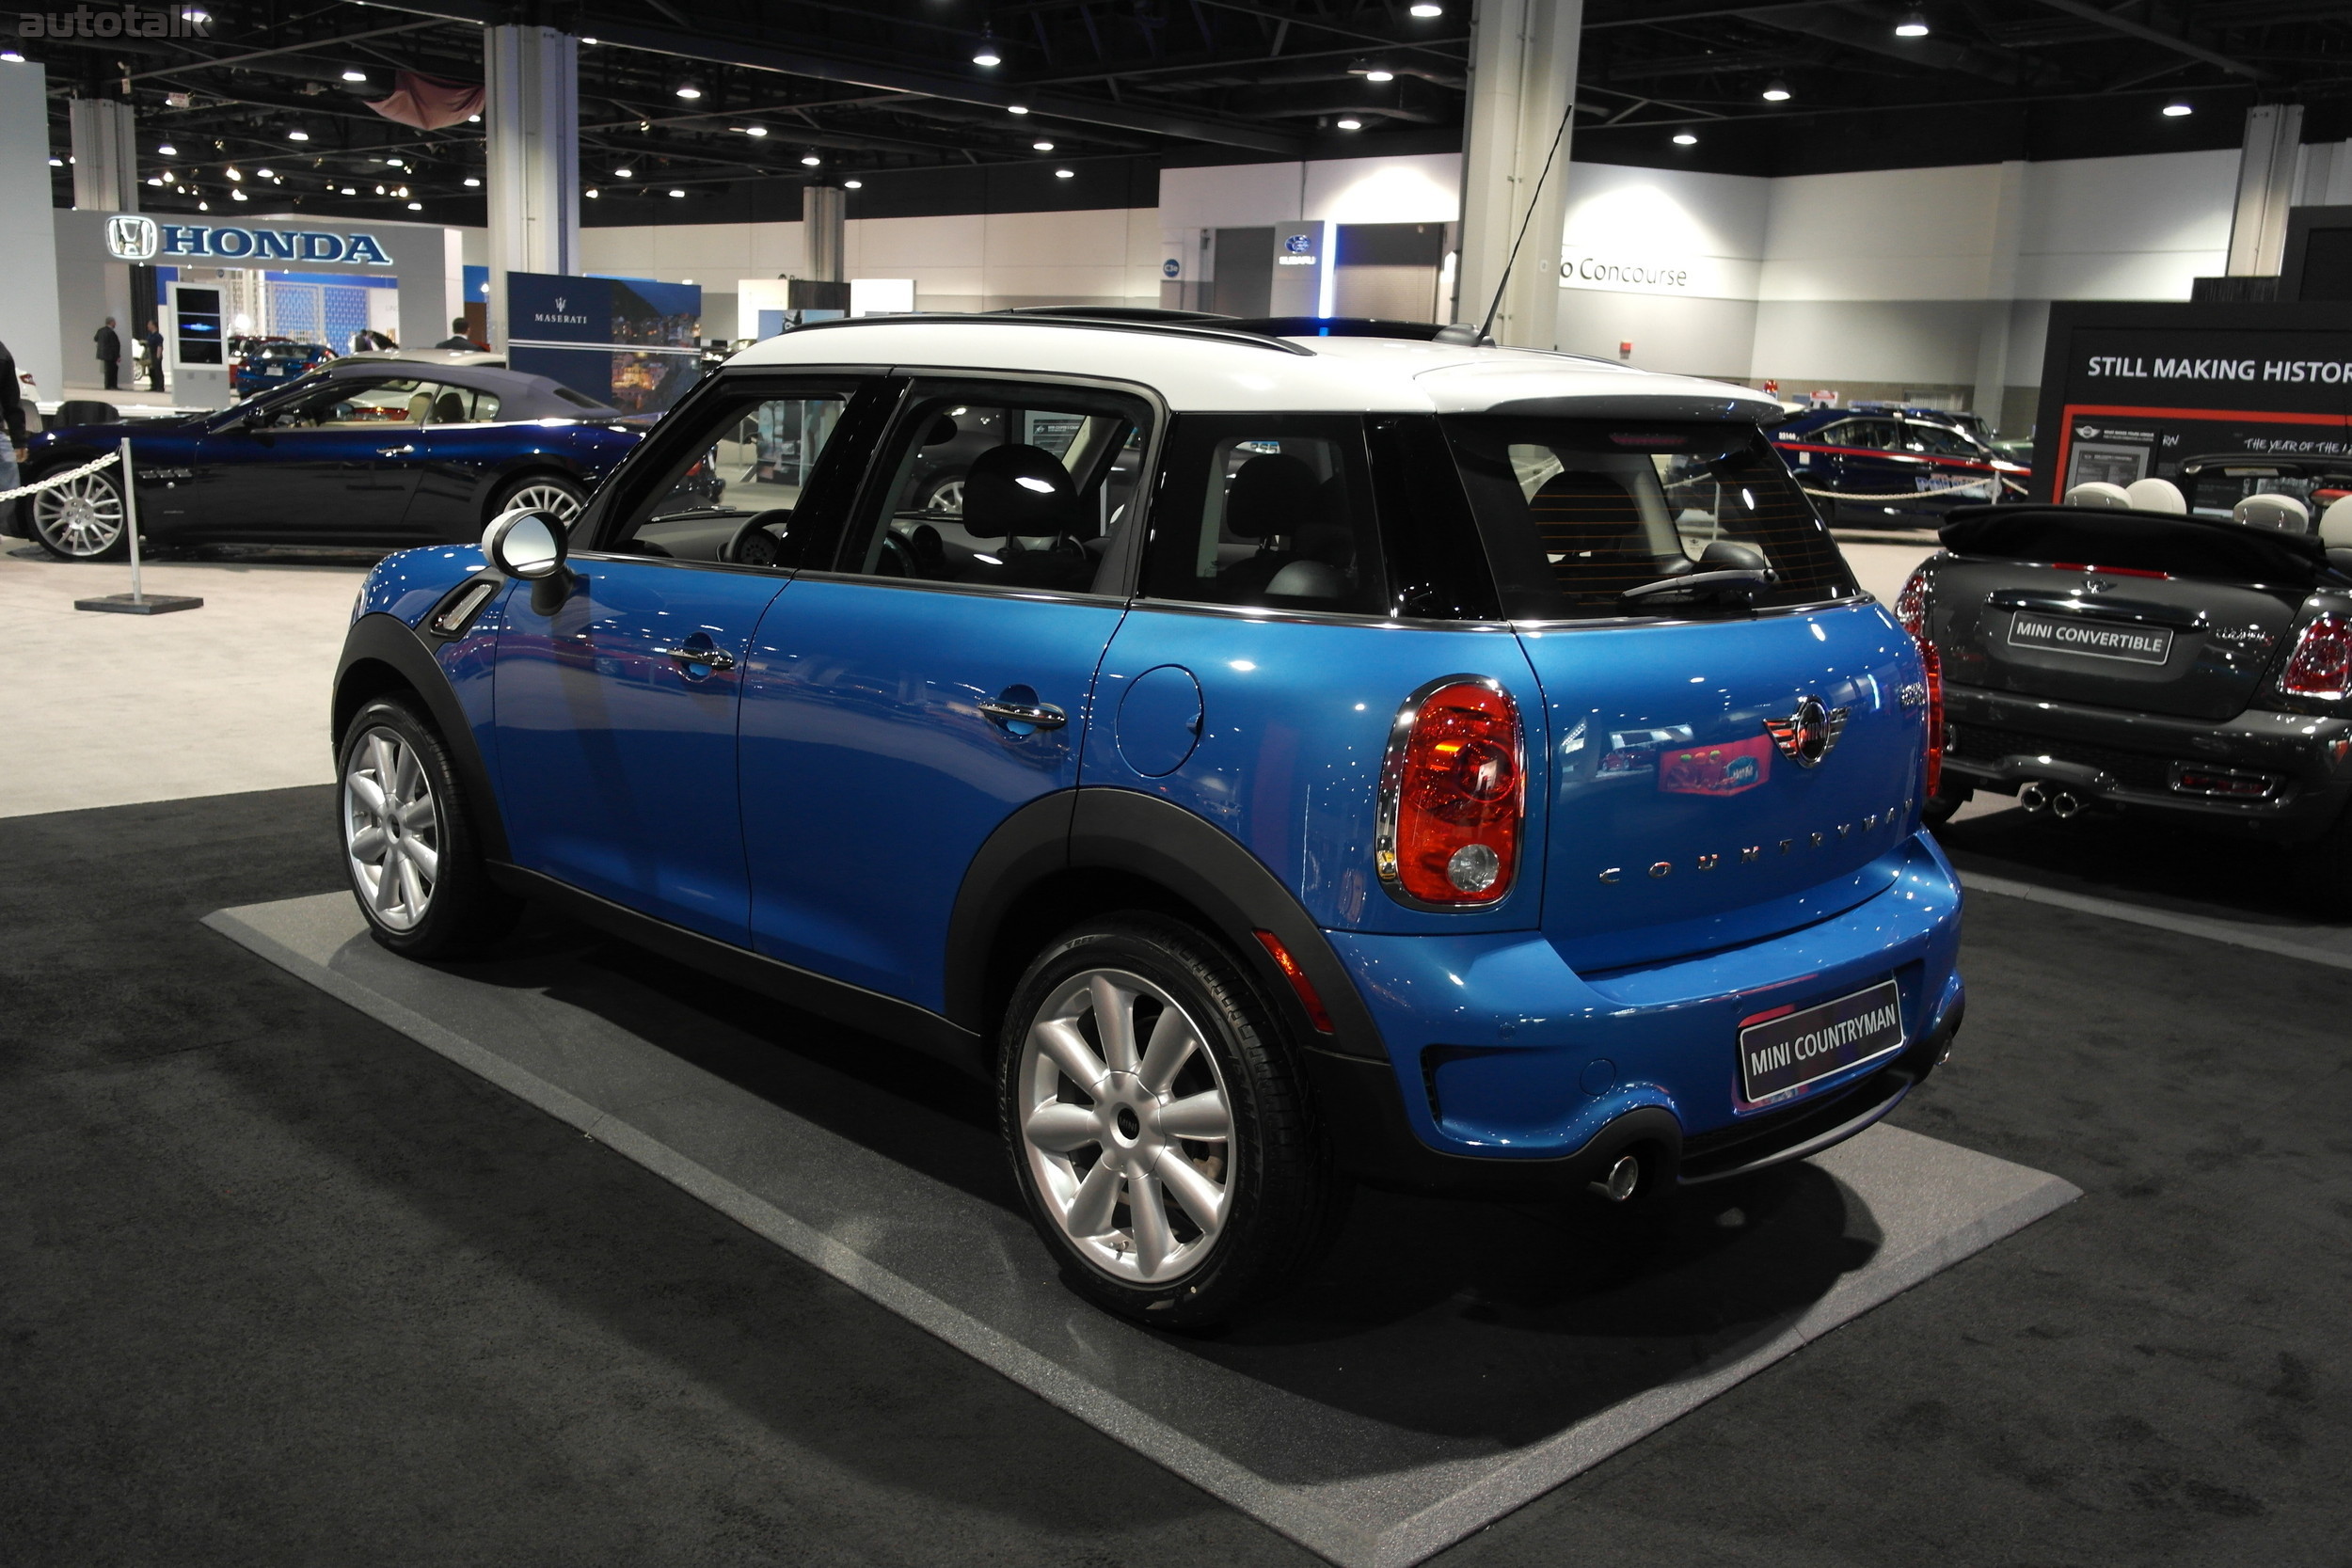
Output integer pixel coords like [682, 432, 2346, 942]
[1441, 417, 1855, 620]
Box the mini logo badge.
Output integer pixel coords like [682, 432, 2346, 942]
[105, 214, 159, 261]
[1761, 696, 1849, 768]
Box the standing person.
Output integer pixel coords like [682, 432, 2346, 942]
[434, 316, 478, 350]
[142, 322, 165, 392]
[94, 317, 121, 391]
[0, 335, 26, 508]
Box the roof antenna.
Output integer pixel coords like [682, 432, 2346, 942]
[1435, 95, 1579, 347]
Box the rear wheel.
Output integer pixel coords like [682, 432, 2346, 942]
[1921, 779, 1973, 829]
[2295, 803, 2352, 917]
[29, 466, 129, 560]
[1000, 914, 1343, 1326]
[337, 695, 519, 958]
[489, 473, 587, 531]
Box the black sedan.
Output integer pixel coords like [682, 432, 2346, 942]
[1901, 497, 2352, 905]
[9, 360, 643, 560]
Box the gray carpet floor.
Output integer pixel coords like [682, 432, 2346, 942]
[2, 786, 2345, 1566]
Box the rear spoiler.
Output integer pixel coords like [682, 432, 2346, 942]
[1938, 503, 2339, 587]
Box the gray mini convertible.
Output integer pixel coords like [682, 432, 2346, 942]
[1905, 484, 2352, 905]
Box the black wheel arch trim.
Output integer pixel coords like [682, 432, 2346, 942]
[334, 610, 511, 863]
[942, 785, 1389, 1064]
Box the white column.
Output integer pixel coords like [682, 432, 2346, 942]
[802, 185, 845, 283]
[1971, 159, 2027, 433]
[485, 24, 580, 351]
[1455, 0, 1582, 348]
[0, 59, 65, 399]
[69, 96, 136, 212]
[2226, 103, 2302, 277]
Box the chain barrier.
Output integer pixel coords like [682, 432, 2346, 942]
[0, 449, 121, 504]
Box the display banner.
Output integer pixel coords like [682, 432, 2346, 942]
[505, 272, 703, 415]
[2032, 306, 2352, 499]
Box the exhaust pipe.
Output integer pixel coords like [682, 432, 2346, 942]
[2018, 781, 2086, 819]
[1589, 1153, 1642, 1203]
[2048, 789, 2084, 820]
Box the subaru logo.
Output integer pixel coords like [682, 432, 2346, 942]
[1283, 233, 1312, 255]
[1761, 695, 1850, 768]
[105, 214, 159, 261]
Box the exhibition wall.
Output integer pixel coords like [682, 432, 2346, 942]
[0, 59, 65, 396]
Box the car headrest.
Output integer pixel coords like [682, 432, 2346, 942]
[2063, 482, 2132, 509]
[1531, 470, 1650, 556]
[2124, 477, 2186, 515]
[961, 443, 1080, 540]
[407, 391, 435, 424]
[2233, 493, 2312, 535]
[2321, 496, 2352, 550]
[433, 392, 467, 424]
[1223, 453, 1320, 540]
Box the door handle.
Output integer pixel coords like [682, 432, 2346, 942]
[979, 697, 1067, 731]
[658, 643, 738, 672]
[377, 444, 415, 456]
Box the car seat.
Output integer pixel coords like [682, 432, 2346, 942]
[2124, 476, 2186, 514]
[960, 442, 1093, 590]
[2319, 498, 2352, 572]
[1531, 470, 1668, 596]
[2233, 493, 2312, 534]
[2063, 482, 2132, 508]
[406, 390, 436, 425]
[1216, 454, 1324, 595]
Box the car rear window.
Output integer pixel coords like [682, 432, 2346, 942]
[1440, 417, 1855, 620]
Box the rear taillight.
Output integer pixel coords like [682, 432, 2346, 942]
[1378, 677, 1524, 907]
[2281, 613, 2352, 701]
[1894, 566, 1945, 800]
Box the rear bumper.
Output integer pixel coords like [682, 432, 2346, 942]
[1943, 684, 2352, 841]
[1312, 833, 1964, 1196]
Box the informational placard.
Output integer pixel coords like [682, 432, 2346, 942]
[505, 272, 703, 415]
[2030, 303, 2352, 500]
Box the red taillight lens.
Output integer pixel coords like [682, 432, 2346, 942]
[1895, 566, 1945, 800]
[1381, 680, 1524, 906]
[2281, 612, 2352, 700]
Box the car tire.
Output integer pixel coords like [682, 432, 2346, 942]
[917, 471, 966, 516]
[488, 473, 588, 531]
[2294, 803, 2352, 917]
[999, 912, 1345, 1327]
[337, 695, 521, 959]
[27, 463, 131, 561]
[1920, 780, 1973, 829]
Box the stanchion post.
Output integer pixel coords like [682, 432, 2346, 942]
[122, 436, 144, 606]
[72, 440, 204, 615]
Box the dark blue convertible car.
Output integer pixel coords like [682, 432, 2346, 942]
[10, 360, 643, 560]
[1772, 405, 2029, 528]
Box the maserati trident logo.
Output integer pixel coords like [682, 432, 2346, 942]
[553, 295, 566, 310]
[1761, 695, 1849, 768]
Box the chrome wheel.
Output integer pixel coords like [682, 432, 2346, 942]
[924, 477, 964, 515]
[499, 481, 584, 526]
[343, 726, 441, 932]
[31, 472, 126, 557]
[1018, 968, 1234, 1284]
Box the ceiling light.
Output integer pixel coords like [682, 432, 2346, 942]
[396, 185, 408, 197]
[1032, 139, 1055, 151]
[467, 113, 480, 122]
[1008, 103, 1029, 115]
[801, 152, 821, 166]
[406, 201, 421, 210]
[374, 183, 386, 194]
[463, 175, 480, 186]
[1335, 117, 1363, 131]
[668, 187, 686, 197]
[342, 69, 367, 82]
[742, 124, 769, 136]
[1054, 167, 1073, 179]
[675, 83, 701, 100]
[1762, 79, 1791, 102]
[226, 166, 242, 180]
[157, 142, 178, 156]
[0, 49, 24, 62]
[287, 128, 310, 141]
[147, 175, 163, 185]
[1408, 2, 1442, 14]
[1673, 132, 1698, 145]
[386, 157, 404, 167]
[580, 36, 596, 45]
[47, 155, 62, 166]
[613, 166, 633, 178]
[198, 199, 209, 210]
[1894, 11, 1928, 36]
[973, 43, 1002, 68]
[1365, 67, 1395, 82]
[230, 189, 247, 201]
[843, 178, 863, 188]
[341, 186, 357, 195]
[2163, 101, 2193, 117]
[255, 166, 274, 177]
[585, 188, 598, 198]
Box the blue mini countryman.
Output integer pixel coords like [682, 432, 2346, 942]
[332, 313, 1963, 1324]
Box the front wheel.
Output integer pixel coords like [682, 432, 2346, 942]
[1000, 914, 1343, 1327]
[337, 696, 519, 958]
[29, 465, 129, 560]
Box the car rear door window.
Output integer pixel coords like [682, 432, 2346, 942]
[1138, 415, 1385, 614]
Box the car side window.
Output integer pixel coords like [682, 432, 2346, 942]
[430, 386, 501, 424]
[832, 380, 1152, 595]
[598, 381, 871, 568]
[1903, 421, 1975, 458]
[1138, 415, 1384, 615]
[264, 377, 417, 429]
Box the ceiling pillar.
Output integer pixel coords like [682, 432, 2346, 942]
[2227, 103, 2302, 277]
[1455, 0, 1582, 349]
[70, 96, 136, 212]
[485, 23, 580, 352]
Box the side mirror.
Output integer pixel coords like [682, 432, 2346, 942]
[484, 509, 574, 614]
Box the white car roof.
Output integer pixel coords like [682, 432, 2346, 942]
[341, 348, 506, 369]
[727, 318, 1779, 420]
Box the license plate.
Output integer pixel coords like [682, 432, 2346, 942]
[2007, 611, 2172, 666]
[1739, 979, 1904, 1101]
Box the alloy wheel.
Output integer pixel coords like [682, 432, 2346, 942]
[501, 482, 583, 525]
[32, 473, 126, 556]
[343, 726, 441, 932]
[924, 478, 964, 515]
[1017, 968, 1234, 1284]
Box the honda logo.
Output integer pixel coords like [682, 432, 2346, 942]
[105, 214, 159, 261]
